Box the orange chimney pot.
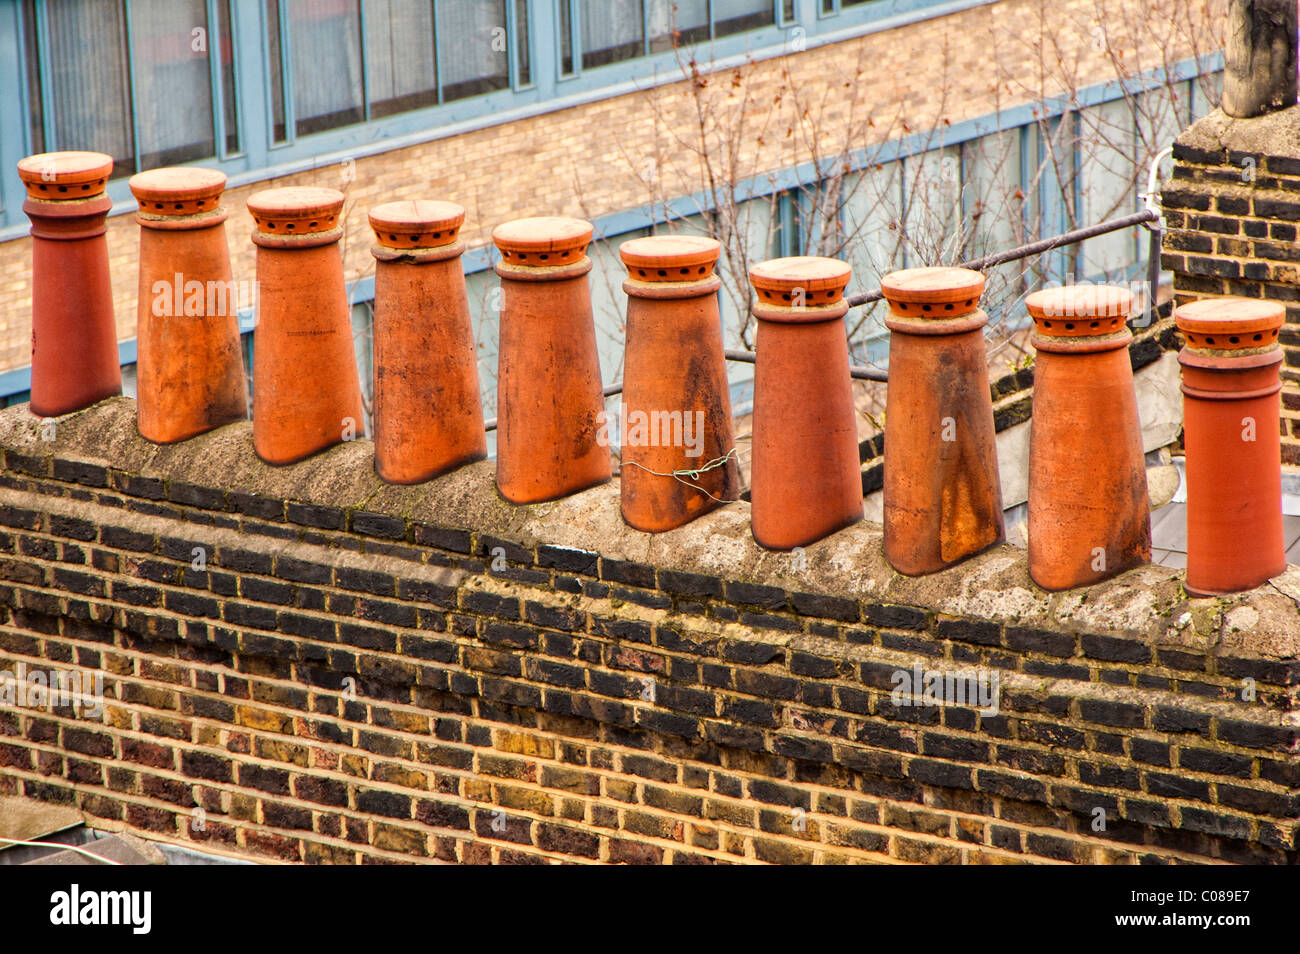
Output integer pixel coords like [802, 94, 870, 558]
[748, 256, 863, 550]
[369, 200, 486, 484]
[247, 186, 365, 465]
[1025, 285, 1151, 590]
[18, 151, 122, 418]
[879, 266, 1004, 574]
[618, 235, 740, 531]
[492, 216, 611, 503]
[129, 167, 248, 443]
[1175, 297, 1286, 595]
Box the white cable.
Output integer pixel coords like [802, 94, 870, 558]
[0, 835, 124, 865]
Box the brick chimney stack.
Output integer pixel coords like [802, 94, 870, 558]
[1223, 0, 1298, 118]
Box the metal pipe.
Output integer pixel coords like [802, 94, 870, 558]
[843, 210, 1160, 307]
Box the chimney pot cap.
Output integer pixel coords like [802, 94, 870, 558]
[493, 216, 592, 266]
[1176, 297, 1283, 349]
[129, 167, 226, 214]
[370, 199, 465, 248]
[247, 186, 344, 234]
[881, 266, 985, 316]
[1026, 284, 1132, 336]
[749, 255, 851, 303]
[17, 151, 113, 199]
[620, 234, 719, 280]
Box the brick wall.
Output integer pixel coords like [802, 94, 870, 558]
[0, 398, 1295, 865]
[0, 0, 1220, 376]
[1162, 105, 1300, 465]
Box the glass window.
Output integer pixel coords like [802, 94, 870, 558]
[559, 0, 575, 75]
[582, 0, 644, 69]
[21, 0, 45, 154]
[713, 0, 774, 37]
[515, 0, 531, 86]
[216, 0, 239, 154]
[41, 0, 135, 174]
[131, 0, 217, 168]
[649, 0, 709, 52]
[367, 0, 439, 119]
[266, 0, 287, 141]
[287, 0, 364, 135]
[1075, 99, 1136, 278]
[438, 0, 509, 101]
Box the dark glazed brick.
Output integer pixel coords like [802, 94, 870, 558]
[169, 481, 226, 510]
[600, 558, 656, 589]
[287, 502, 346, 530]
[790, 591, 858, 621]
[537, 544, 599, 576]
[476, 535, 532, 564]
[231, 492, 284, 520]
[935, 617, 1001, 646]
[53, 459, 108, 487]
[724, 580, 787, 611]
[336, 567, 395, 597]
[862, 603, 927, 630]
[1217, 719, 1295, 750]
[411, 524, 473, 554]
[276, 557, 331, 585]
[1005, 626, 1074, 657]
[352, 511, 406, 539]
[1081, 633, 1151, 663]
[658, 569, 722, 599]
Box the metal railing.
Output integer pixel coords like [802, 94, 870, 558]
[483, 205, 1166, 433]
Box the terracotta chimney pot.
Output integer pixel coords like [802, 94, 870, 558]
[247, 186, 365, 465]
[618, 235, 739, 531]
[879, 266, 1004, 574]
[129, 167, 247, 443]
[17, 151, 121, 417]
[369, 200, 486, 484]
[492, 216, 611, 503]
[748, 256, 863, 550]
[1025, 285, 1151, 590]
[1175, 297, 1286, 595]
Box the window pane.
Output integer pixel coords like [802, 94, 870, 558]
[43, 0, 135, 175]
[712, 0, 773, 37]
[582, 0, 643, 69]
[559, 0, 574, 74]
[367, 0, 438, 118]
[515, 0, 530, 85]
[1076, 99, 1136, 278]
[288, 0, 364, 135]
[649, 0, 708, 51]
[131, 0, 217, 169]
[781, 0, 796, 23]
[438, 0, 509, 101]
[216, 0, 239, 153]
[265, 0, 287, 141]
[21, 0, 45, 154]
